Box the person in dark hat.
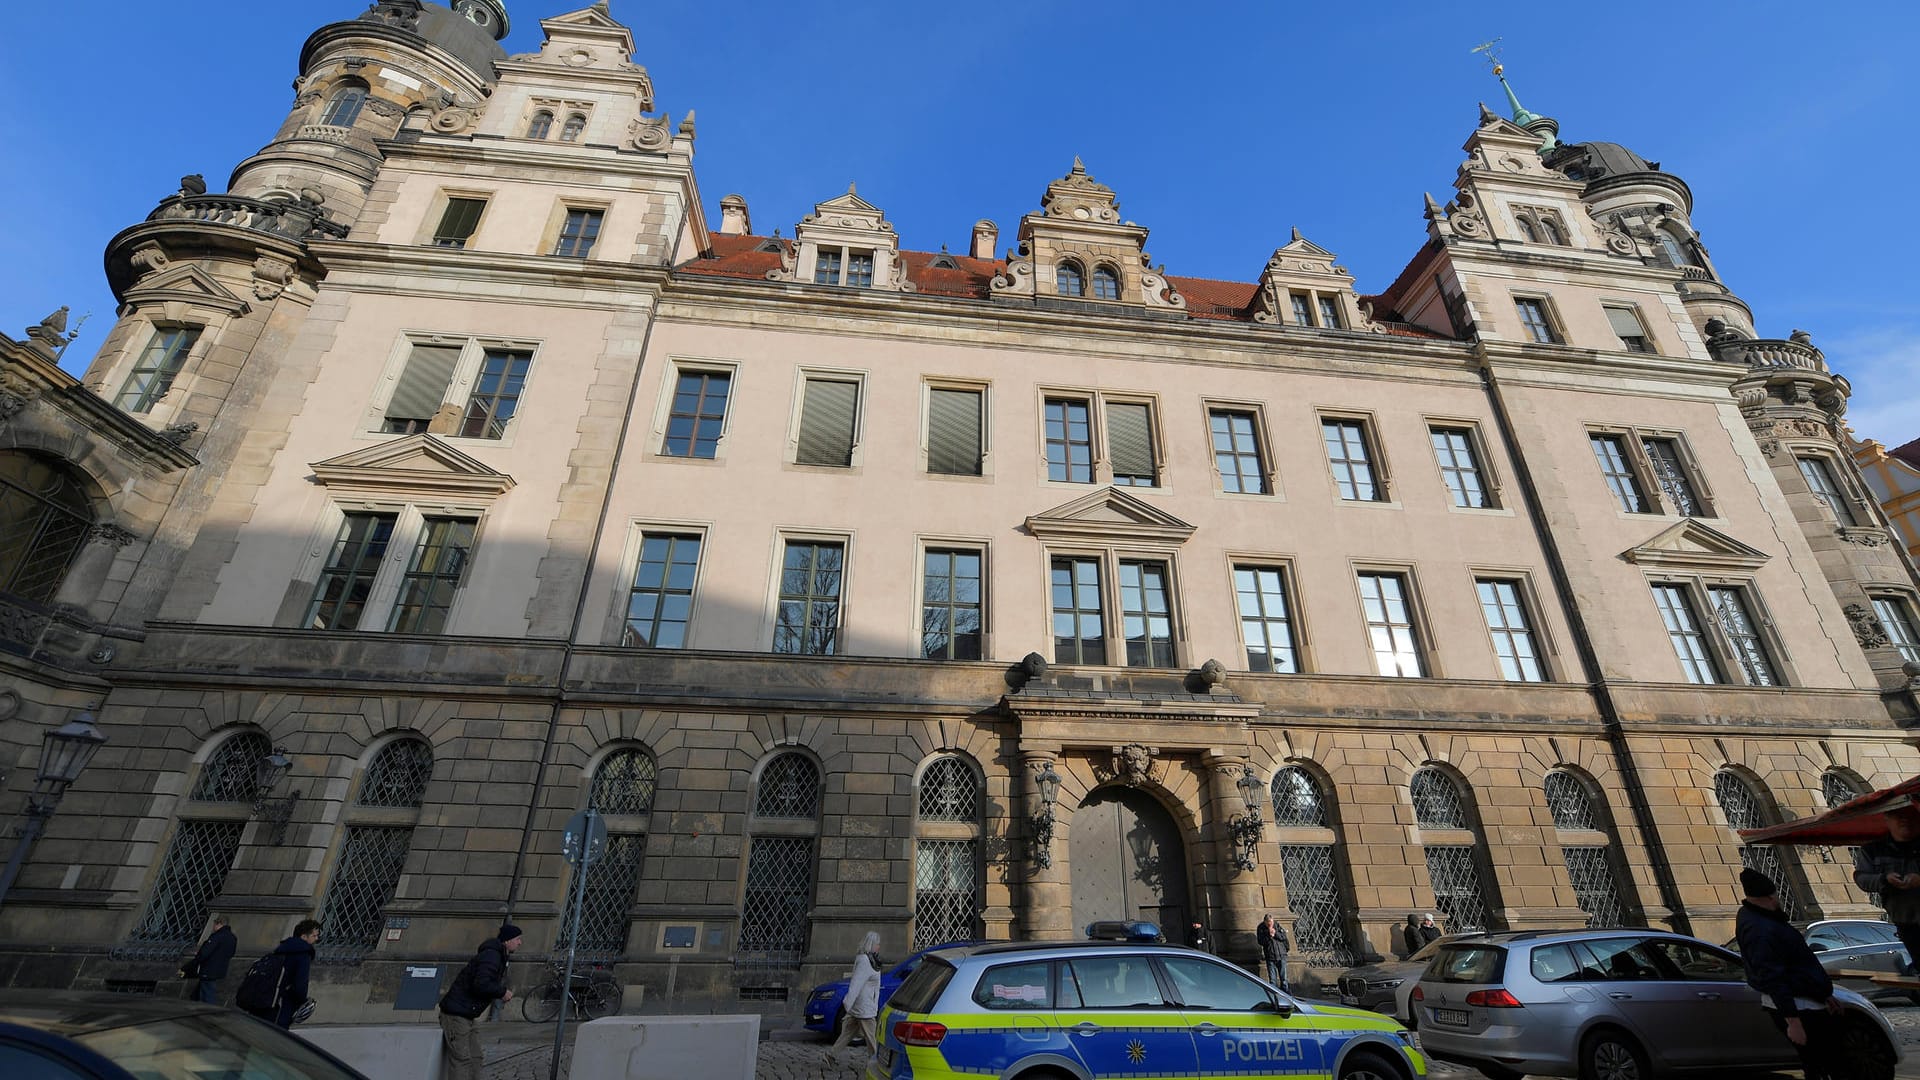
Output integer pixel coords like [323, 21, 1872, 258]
[1733, 868, 1844, 1078]
[439, 923, 522, 1080]
[1852, 801, 1920, 972]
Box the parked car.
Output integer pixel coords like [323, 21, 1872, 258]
[1725, 918, 1915, 1003]
[1337, 933, 1483, 1025]
[803, 940, 986, 1037]
[0, 991, 371, 1080]
[1413, 928, 1901, 1080]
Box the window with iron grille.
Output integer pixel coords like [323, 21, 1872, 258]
[1104, 402, 1156, 487]
[1209, 410, 1268, 495]
[1043, 398, 1094, 483]
[591, 749, 657, 816]
[433, 197, 486, 248]
[1590, 434, 1650, 514]
[1797, 457, 1858, 525]
[921, 549, 983, 661]
[0, 451, 95, 605]
[1270, 767, 1329, 828]
[387, 517, 475, 634]
[1423, 845, 1492, 932]
[1825, 770, 1875, 905]
[739, 836, 815, 968]
[317, 825, 414, 961]
[193, 731, 273, 803]
[1358, 572, 1424, 677]
[1056, 262, 1084, 297]
[663, 370, 730, 458]
[1279, 844, 1354, 965]
[773, 541, 842, 655]
[1430, 427, 1490, 509]
[1709, 586, 1779, 686]
[796, 377, 860, 467]
[1715, 771, 1799, 920]
[1477, 578, 1545, 682]
[1544, 771, 1600, 831]
[1050, 556, 1106, 665]
[115, 327, 201, 413]
[918, 757, 980, 822]
[1410, 769, 1469, 830]
[1641, 438, 1703, 516]
[124, 821, 244, 955]
[1652, 583, 1719, 684]
[1091, 266, 1121, 301]
[1234, 565, 1297, 674]
[1874, 596, 1920, 664]
[914, 840, 977, 949]
[624, 534, 701, 648]
[754, 753, 821, 819]
[1562, 846, 1626, 928]
[459, 350, 532, 439]
[307, 512, 397, 631]
[1322, 419, 1382, 501]
[559, 833, 645, 959]
[359, 740, 433, 808]
[1117, 560, 1175, 667]
[553, 208, 603, 258]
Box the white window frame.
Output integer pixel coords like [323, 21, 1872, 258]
[786, 367, 869, 470]
[366, 333, 542, 447]
[1869, 591, 1920, 665]
[813, 245, 878, 287]
[1470, 569, 1556, 682]
[1226, 553, 1310, 674]
[1318, 410, 1395, 505]
[1511, 293, 1565, 345]
[1352, 563, 1436, 678]
[1587, 425, 1715, 519]
[649, 357, 741, 463]
[1600, 302, 1656, 355]
[1425, 417, 1505, 512]
[1792, 449, 1868, 527]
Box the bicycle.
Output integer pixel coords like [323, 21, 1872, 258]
[521, 960, 622, 1023]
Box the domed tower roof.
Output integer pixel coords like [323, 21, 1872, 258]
[329, 1, 509, 83]
[1544, 140, 1692, 208]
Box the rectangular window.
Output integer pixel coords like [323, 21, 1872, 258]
[1050, 556, 1106, 665]
[774, 540, 843, 655]
[1590, 434, 1650, 513]
[1515, 298, 1560, 344]
[115, 327, 201, 413]
[1290, 293, 1314, 327]
[1317, 295, 1342, 329]
[387, 516, 476, 634]
[432, 197, 486, 248]
[1652, 583, 1719, 684]
[1358, 572, 1424, 677]
[1873, 596, 1920, 664]
[1476, 578, 1545, 682]
[795, 376, 860, 467]
[1797, 456, 1858, 525]
[307, 512, 398, 631]
[846, 251, 875, 288]
[813, 249, 841, 285]
[1323, 418, 1383, 501]
[459, 349, 532, 439]
[1104, 401, 1157, 487]
[1604, 305, 1653, 354]
[922, 548, 983, 660]
[1044, 398, 1094, 483]
[382, 342, 463, 434]
[1234, 564, 1297, 673]
[624, 533, 701, 648]
[927, 387, 983, 476]
[1210, 409, 1268, 494]
[1709, 586, 1778, 686]
[1641, 437, 1702, 516]
[553, 208, 603, 258]
[1431, 427, 1490, 509]
[1118, 559, 1174, 667]
[663, 370, 730, 458]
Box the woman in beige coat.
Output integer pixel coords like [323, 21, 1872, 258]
[828, 931, 884, 1067]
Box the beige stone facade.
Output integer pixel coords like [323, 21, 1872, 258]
[3, 1, 1920, 1017]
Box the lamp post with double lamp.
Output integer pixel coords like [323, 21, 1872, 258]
[1029, 761, 1062, 869]
[0, 706, 109, 908]
[1229, 764, 1265, 872]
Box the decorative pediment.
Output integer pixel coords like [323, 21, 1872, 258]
[122, 265, 251, 318]
[991, 160, 1184, 312]
[500, 4, 654, 111]
[1023, 487, 1196, 546]
[311, 434, 515, 500]
[767, 184, 912, 292]
[1251, 228, 1376, 331]
[1621, 519, 1770, 572]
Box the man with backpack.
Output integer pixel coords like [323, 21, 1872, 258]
[439, 923, 522, 1080]
[236, 919, 320, 1029]
[177, 915, 237, 1004]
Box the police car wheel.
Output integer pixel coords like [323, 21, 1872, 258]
[1336, 1050, 1399, 1080]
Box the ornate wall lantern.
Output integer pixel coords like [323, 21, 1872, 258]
[1030, 761, 1062, 869]
[0, 706, 109, 907]
[252, 747, 299, 846]
[1229, 764, 1265, 871]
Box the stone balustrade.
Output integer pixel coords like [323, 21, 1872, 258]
[1710, 336, 1827, 373]
[147, 193, 349, 241]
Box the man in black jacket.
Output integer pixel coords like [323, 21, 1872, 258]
[179, 915, 237, 1004]
[242, 919, 319, 1029]
[1852, 802, 1920, 972]
[439, 923, 522, 1080]
[1733, 868, 1843, 1079]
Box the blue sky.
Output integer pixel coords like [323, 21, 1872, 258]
[2, 2, 1915, 445]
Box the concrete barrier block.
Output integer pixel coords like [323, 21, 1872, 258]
[299, 1024, 445, 1080]
[571, 1014, 761, 1080]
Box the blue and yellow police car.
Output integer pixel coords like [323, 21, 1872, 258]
[870, 927, 1426, 1080]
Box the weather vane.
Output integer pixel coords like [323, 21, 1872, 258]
[1470, 38, 1505, 76]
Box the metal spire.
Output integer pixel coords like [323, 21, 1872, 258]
[1471, 39, 1558, 151]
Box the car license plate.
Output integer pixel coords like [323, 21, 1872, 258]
[1435, 1008, 1469, 1027]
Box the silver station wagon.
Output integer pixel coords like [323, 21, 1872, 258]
[1412, 929, 1901, 1080]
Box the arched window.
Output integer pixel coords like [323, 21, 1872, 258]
[914, 756, 983, 948]
[741, 752, 822, 978]
[1656, 230, 1693, 268]
[1538, 217, 1566, 246]
[1545, 770, 1634, 928]
[192, 730, 273, 803]
[319, 81, 369, 128]
[1715, 770, 1801, 919]
[1056, 261, 1085, 297]
[560, 113, 587, 142]
[754, 753, 822, 819]
[527, 110, 554, 140]
[357, 739, 434, 808]
[1824, 769, 1874, 904]
[1410, 768, 1468, 830]
[318, 737, 434, 960]
[1410, 767, 1494, 932]
[1270, 767, 1328, 828]
[559, 747, 656, 958]
[1091, 265, 1121, 301]
[0, 451, 96, 604]
[589, 747, 657, 815]
[125, 730, 263, 955]
[1269, 766, 1356, 964]
[1515, 214, 1540, 243]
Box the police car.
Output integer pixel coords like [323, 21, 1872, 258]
[870, 923, 1425, 1080]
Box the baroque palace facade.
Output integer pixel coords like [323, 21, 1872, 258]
[4, 0, 1920, 1015]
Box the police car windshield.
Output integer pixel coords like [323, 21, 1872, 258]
[889, 957, 956, 1014]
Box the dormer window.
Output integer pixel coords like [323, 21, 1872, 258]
[1516, 215, 1540, 243]
[320, 81, 368, 128]
[1057, 261, 1085, 297]
[1317, 296, 1342, 329]
[1091, 266, 1121, 301]
[1290, 293, 1313, 326]
[527, 111, 554, 140]
[812, 248, 875, 287]
[1656, 230, 1693, 268]
[1539, 218, 1566, 246]
[1516, 206, 1569, 246]
[560, 113, 586, 142]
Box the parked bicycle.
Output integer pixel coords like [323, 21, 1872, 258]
[521, 960, 622, 1023]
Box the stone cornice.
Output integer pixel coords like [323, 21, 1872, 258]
[387, 133, 696, 183]
[306, 240, 672, 304]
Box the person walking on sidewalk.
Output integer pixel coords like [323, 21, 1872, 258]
[439, 923, 521, 1080]
[1853, 802, 1920, 973]
[828, 932, 884, 1069]
[1735, 868, 1845, 1080]
[237, 919, 319, 1029]
[178, 915, 236, 1004]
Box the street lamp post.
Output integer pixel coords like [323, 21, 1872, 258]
[1030, 761, 1062, 869]
[1229, 764, 1265, 872]
[0, 706, 109, 908]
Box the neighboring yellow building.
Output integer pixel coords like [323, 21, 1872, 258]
[2, 1, 1918, 1016]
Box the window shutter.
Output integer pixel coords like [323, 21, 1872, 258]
[386, 344, 462, 423]
[1604, 307, 1645, 339]
[438, 199, 485, 242]
[796, 378, 859, 466]
[927, 388, 982, 476]
[1106, 402, 1155, 481]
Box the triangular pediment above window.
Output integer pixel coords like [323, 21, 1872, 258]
[122, 265, 251, 317]
[310, 434, 515, 500]
[1024, 487, 1197, 546]
[1621, 519, 1769, 572]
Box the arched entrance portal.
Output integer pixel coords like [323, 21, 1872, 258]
[1069, 786, 1189, 937]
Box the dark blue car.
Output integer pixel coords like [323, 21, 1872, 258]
[803, 941, 983, 1036]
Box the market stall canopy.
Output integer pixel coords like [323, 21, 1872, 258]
[1740, 774, 1920, 846]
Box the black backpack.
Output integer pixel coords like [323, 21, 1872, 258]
[235, 952, 286, 1011]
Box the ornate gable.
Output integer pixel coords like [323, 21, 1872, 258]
[310, 434, 515, 500]
[1621, 519, 1770, 572]
[1024, 487, 1197, 547]
[768, 185, 912, 292]
[1251, 228, 1378, 332]
[990, 160, 1185, 313]
[1430, 105, 1610, 252]
[120, 264, 251, 318]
